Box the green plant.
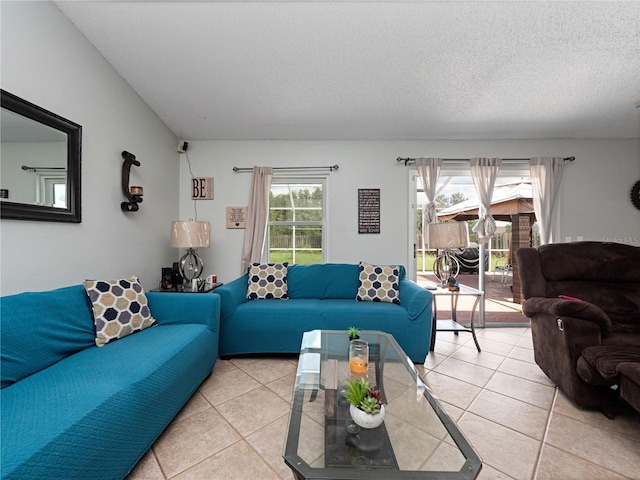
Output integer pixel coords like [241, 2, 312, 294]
[343, 377, 385, 414]
[343, 377, 370, 407]
[348, 326, 360, 339]
[359, 396, 381, 415]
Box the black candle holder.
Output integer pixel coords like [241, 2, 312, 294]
[121, 151, 143, 212]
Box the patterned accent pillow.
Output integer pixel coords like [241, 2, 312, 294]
[247, 263, 289, 300]
[356, 262, 401, 304]
[83, 276, 157, 347]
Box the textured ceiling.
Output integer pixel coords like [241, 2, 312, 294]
[56, 1, 640, 141]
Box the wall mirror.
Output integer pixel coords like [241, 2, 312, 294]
[1, 89, 82, 222]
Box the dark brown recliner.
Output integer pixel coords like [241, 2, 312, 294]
[516, 241, 640, 415]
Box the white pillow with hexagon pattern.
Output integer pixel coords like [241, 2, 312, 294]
[356, 262, 401, 304]
[83, 276, 157, 347]
[246, 263, 289, 300]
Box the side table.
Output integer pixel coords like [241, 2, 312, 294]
[428, 284, 482, 352]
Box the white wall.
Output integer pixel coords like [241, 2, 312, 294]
[0, 1, 179, 295]
[179, 139, 640, 284]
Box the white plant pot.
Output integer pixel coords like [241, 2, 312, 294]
[349, 404, 385, 429]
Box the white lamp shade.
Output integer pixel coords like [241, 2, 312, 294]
[171, 221, 210, 248]
[427, 222, 469, 249]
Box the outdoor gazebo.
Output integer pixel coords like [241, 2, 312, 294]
[436, 183, 536, 303]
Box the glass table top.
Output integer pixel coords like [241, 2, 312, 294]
[284, 330, 482, 480]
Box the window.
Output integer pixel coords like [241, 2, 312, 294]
[268, 179, 325, 264]
[36, 173, 67, 208]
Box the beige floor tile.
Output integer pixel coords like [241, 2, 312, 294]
[476, 463, 517, 480]
[451, 345, 506, 370]
[486, 327, 529, 338]
[420, 438, 468, 473]
[171, 441, 280, 480]
[468, 389, 550, 440]
[473, 337, 515, 356]
[433, 338, 465, 356]
[435, 331, 474, 345]
[457, 412, 540, 480]
[384, 415, 443, 470]
[239, 357, 298, 384]
[211, 358, 239, 375]
[440, 400, 465, 422]
[171, 391, 212, 424]
[535, 444, 628, 480]
[245, 414, 292, 480]
[498, 357, 554, 387]
[507, 345, 536, 364]
[434, 356, 495, 387]
[216, 385, 292, 437]
[553, 390, 640, 442]
[229, 356, 261, 367]
[424, 370, 482, 410]
[198, 366, 262, 406]
[485, 371, 556, 410]
[153, 408, 241, 478]
[475, 329, 522, 346]
[545, 412, 640, 478]
[423, 351, 448, 370]
[126, 449, 164, 480]
[265, 371, 296, 403]
[516, 335, 534, 350]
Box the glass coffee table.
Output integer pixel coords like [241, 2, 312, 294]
[284, 330, 482, 479]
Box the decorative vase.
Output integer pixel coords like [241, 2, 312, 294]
[349, 404, 385, 429]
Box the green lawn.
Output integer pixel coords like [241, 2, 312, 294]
[269, 250, 322, 264]
[270, 250, 507, 270]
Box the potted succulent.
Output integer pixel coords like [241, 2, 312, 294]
[348, 326, 360, 341]
[343, 377, 385, 429]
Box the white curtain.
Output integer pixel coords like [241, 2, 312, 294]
[470, 157, 501, 243]
[416, 158, 443, 249]
[241, 166, 273, 273]
[530, 157, 564, 245]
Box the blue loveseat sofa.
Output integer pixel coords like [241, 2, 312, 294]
[0, 285, 219, 480]
[216, 263, 432, 363]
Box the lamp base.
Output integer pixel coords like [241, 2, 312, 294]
[433, 250, 461, 285]
[178, 248, 204, 282]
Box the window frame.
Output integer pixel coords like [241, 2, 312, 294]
[266, 175, 328, 264]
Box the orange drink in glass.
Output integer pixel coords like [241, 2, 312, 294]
[349, 340, 369, 375]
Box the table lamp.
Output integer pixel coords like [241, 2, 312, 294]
[171, 221, 210, 283]
[427, 221, 469, 285]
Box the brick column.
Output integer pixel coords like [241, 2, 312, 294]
[510, 214, 532, 304]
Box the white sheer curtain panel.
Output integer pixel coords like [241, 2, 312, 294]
[470, 157, 501, 243]
[416, 158, 443, 249]
[241, 166, 273, 273]
[530, 157, 564, 245]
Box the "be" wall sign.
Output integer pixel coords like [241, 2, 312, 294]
[191, 177, 214, 200]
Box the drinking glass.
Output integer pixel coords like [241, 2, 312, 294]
[349, 339, 369, 375]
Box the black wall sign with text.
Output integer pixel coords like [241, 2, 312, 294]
[358, 188, 380, 234]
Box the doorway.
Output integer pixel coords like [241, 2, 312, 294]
[409, 164, 534, 326]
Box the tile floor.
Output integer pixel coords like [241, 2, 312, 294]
[126, 328, 640, 480]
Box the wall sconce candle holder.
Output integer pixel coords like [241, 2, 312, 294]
[121, 151, 143, 212]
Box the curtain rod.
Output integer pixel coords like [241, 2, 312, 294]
[396, 156, 575, 166]
[21, 165, 67, 172]
[233, 165, 339, 172]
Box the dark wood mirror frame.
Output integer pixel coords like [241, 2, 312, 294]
[1, 89, 82, 223]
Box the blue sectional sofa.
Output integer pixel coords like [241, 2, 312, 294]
[216, 263, 432, 363]
[0, 285, 219, 480]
